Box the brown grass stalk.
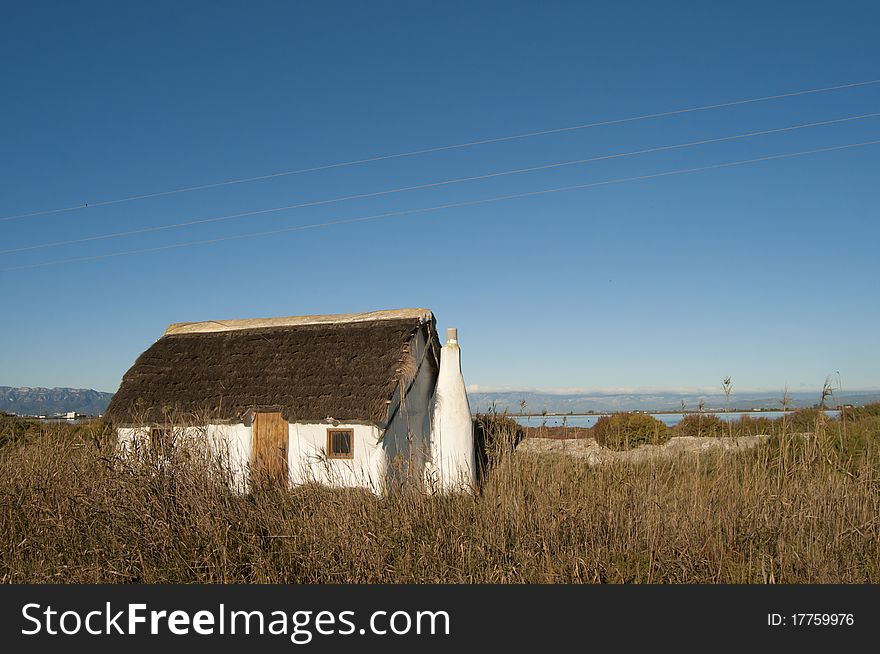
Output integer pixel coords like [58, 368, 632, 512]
[0, 408, 878, 583]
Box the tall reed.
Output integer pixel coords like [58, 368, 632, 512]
[0, 409, 878, 583]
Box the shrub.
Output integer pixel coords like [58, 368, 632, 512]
[674, 413, 724, 438]
[734, 415, 776, 436]
[473, 412, 525, 482]
[0, 414, 43, 448]
[840, 402, 880, 422]
[592, 412, 669, 450]
[785, 408, 824, 433]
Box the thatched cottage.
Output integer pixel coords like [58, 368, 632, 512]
[105, 308, 475, 493]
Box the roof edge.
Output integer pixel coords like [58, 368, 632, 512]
[163, 308, 434, 336]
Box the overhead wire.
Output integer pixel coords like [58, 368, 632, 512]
[1, 78, 878, 223]
[3, 112, 877, 255]
[4, 139, 878, 272]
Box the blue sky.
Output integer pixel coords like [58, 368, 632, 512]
[1, 1, 878, 394]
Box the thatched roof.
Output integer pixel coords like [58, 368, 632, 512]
[105, 309, 438, 426]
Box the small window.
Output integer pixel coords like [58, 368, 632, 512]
[150, 427, 172, 456]
[327, 428, 354, 459]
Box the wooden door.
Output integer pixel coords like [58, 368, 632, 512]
[251, 411, 289, 490]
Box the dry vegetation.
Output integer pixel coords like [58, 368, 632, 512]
[1, 406, 879, 583]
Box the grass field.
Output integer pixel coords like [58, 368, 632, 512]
[1, 406, 878, 583]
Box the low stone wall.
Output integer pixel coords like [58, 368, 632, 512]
[516, 434, 772, 466]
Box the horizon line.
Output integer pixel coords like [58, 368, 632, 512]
[465, 385, 880, 395]
[4, 383, 880, 397]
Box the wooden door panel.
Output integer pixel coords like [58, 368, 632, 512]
[251, 411, 288, 489]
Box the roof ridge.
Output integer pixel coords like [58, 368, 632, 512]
[163, 308, 433, 336]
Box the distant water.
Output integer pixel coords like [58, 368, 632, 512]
[512, 410, 840, 429]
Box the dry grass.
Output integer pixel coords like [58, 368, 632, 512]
[0, 409, 878, 583]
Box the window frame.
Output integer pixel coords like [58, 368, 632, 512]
[326, 427, 354, 460]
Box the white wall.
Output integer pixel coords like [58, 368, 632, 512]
[206, 423, 251, 491]
[287, 422, 386, 493]
[116, 424, 252, 492]
[383, 327, 438, 486]
[117, 421, 387, 494]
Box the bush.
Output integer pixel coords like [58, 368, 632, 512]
[840, 402, 880, 422]
[674, 413, 724, 438]
[592, 412, 669, 450]
[785, 408, 824, 433]
[734, 415, 777, 436]
[0, 414, 43, 448]
[473, 412, 525, 482]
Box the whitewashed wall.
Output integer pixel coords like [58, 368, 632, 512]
[206, 423, 251, 491]
[116, 424, 252, 492]
[286, 423, 386, 492]
[117, 422, 387, 493]
[382, 328, 438, 485]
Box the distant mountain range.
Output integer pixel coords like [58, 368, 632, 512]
[1, 387, 114, 416]
[3, 385, 878, 419]
[466, 389, 880, 414]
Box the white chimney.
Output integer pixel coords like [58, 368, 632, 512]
[428, 326, 476, 492]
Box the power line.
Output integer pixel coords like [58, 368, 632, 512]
[2, 78, 879, 223]
[3, 112, 877, 255]
[4, 139, 877, 272]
